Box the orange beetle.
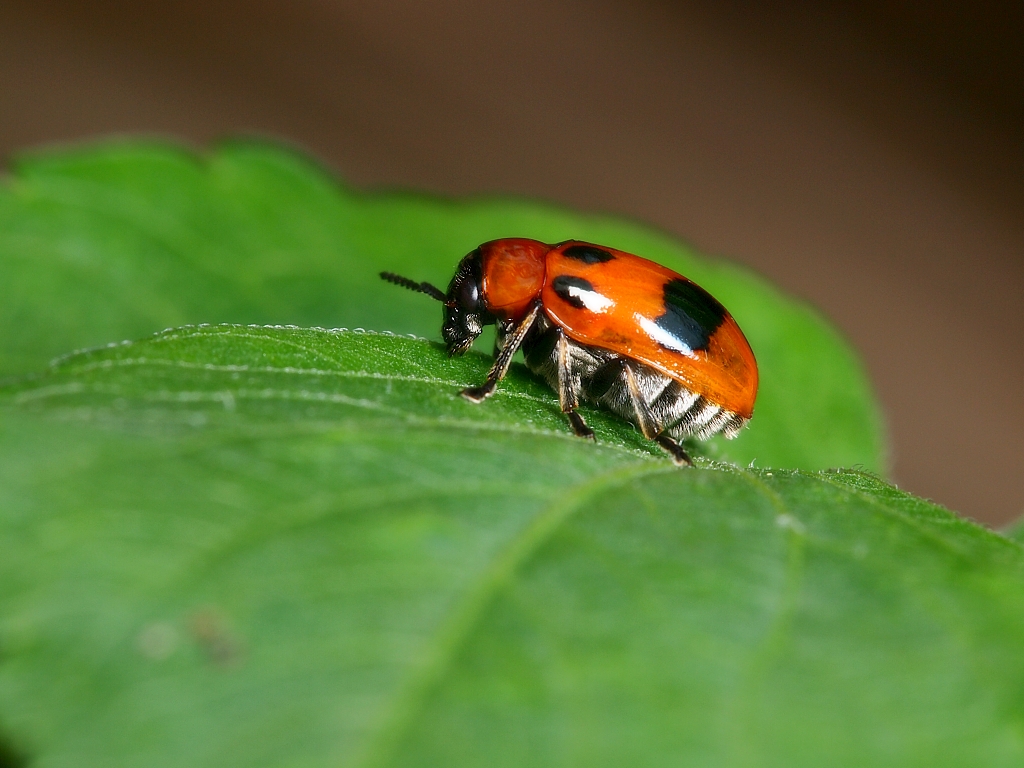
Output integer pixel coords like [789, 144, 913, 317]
[382, 238, 758, 464]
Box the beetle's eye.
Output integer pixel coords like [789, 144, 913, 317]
[457, 278, 480, 309]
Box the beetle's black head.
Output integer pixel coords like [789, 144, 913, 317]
[441, 249, 493, 356]
[379, 248, 494, 357]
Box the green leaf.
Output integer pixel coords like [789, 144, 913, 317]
[1, 326, 1023, 767]
[1003, 520, 1024, 545]
[0, 139, 884, 472]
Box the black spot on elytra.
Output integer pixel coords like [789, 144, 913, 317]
[654, 278, 728, 352]
[551, 275, 594, 309]
[562, 244, 615, 263]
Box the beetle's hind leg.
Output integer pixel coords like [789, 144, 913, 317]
[622, 363, 693, 466]
[654, 434, 692, 467]
[553, 329, 595, 440]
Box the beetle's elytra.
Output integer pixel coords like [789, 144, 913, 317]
[382, 238, 758, 465]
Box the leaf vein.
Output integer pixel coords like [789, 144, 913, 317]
[355, 460, 675, 768]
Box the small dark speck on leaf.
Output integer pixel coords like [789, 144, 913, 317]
[190, 607, 245, 667]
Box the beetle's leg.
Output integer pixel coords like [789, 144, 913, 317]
[461, 303, 541, 403]
[623, 362, 692, 466]
[493, 318, 514, 359]
[621, 362, 661, 441]
[584, 357, 626, 401]
[555, 329, 595, 440]
[654, 434, 693, 466]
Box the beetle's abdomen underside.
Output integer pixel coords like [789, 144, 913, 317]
[519, 316, 748, 442]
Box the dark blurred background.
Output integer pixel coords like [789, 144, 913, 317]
[1, 0, 1021, 526]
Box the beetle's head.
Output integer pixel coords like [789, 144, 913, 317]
[380, 248, 494, 357]
[441, 249, 494, 356]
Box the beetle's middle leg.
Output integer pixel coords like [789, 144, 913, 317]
[553, 329, 595, 439]
[623, 362, 692, 466]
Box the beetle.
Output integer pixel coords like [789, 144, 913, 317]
[381, 238, 758, 465]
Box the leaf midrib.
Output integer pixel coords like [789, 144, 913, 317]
[354, 459, 679, 768]
[58, 482, 515, 735]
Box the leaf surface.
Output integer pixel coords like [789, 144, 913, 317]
[0, 327, 1022, 768]
[0, 140, 883, 472]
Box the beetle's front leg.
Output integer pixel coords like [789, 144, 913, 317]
[460, 304, 540, 403]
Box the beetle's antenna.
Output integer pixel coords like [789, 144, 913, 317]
[380, 272, 447, 302]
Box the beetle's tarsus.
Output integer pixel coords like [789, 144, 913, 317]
[460, 384, 494, 403]
[656, 434, 693, 466]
